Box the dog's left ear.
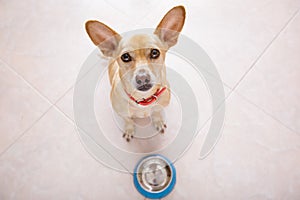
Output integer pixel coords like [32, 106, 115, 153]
[154, 6, 186, 48]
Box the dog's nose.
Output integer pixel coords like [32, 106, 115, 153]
[135, 71, 151, 85]
[135, 69, 152, 91]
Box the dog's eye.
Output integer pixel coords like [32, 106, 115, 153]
[121, 53, 132, 62]
[150, 49, 160, 59]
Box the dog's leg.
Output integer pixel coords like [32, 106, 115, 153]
[151, 107, 167, 134]
[122, 117, 135, 142]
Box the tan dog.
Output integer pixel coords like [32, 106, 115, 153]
[85, 6, 185, 141]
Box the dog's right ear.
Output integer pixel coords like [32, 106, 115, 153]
[85, 20, 121, 57]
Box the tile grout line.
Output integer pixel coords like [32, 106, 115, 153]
[186, 8, 300, 146]
[52, 58, 102, 106]
[0, 56, 109, 160]
[223, 89, 300, 135]
[0, 105, 54, 158]
[193, 8, 300, 154]
[0, 58, 55, 107]
[222, 83, 300, 135]
[0, 54, 99, 155]
[0, 50, 102, 118]
[0, 59, 55, 158]
[0, 64, 131, 172]
[230, 8, 300, 93]
[52, 105, 133, 174]
[225, 8, 300, 135]
[235, 91, 299, 134]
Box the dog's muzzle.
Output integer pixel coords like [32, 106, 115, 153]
[135, 69, 153, 91]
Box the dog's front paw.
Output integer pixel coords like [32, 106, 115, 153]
[153, 120, 167, 134]
[123, 128, 134, 142]
[122, 119, 135, 142]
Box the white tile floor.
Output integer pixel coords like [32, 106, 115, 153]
[1, 0, 300, 199]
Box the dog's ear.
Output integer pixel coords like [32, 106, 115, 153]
[154, 6, 185, 48]
[85, 20, 121, 57]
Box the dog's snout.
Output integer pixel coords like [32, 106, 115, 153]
[135, 69, 153, 91]
[135, 71, 151, 85]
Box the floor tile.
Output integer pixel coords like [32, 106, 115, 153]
[236, 12, 300, 133]
[0, 60, 50, 155]
[168, 92, 300, 199]
[0, 108, 140, 200]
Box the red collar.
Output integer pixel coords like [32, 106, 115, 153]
[126, 87, 167, 106]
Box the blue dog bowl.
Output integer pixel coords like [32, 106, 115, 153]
[133, 154, 176, 199]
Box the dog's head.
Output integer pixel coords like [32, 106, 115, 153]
[85, 6, 185, 97]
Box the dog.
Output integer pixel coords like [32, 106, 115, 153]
[85, 6, 185, 141]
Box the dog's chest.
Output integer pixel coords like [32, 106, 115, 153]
[129, 104, 153, 118]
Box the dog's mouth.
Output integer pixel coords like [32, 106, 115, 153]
[137, 84, 153, 92]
